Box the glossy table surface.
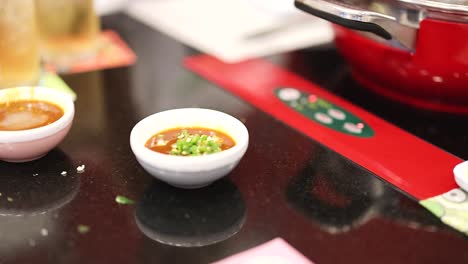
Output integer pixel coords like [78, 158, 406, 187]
[1, 13, 467, 264]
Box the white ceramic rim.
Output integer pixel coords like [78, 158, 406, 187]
[130, 108, 249, 171]
[454, 161, 468, 177]
[0, 86, 75, 143]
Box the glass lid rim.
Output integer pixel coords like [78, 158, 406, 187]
[397, 0, 468, 14]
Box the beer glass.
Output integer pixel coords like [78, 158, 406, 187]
[36, 0, 100, 65]
[0, 0, 40, 88]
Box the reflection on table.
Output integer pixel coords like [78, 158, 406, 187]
[0, 149, 80, 260]
[135, 179, 246, 247]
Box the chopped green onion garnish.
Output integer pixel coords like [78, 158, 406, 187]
[77, 225, 90, 234]
[170, 130, 222, 156]
[115, 195, 134, 205]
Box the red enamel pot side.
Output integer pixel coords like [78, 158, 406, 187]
[333, 18, 468, 114]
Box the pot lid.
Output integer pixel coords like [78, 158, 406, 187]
[397, 0, 468, 14]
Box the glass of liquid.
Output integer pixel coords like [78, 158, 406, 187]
[0, 0, 40, 89]
[36, 0, 101, 66]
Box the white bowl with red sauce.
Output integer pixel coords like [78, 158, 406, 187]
[130, 108, 249, 189]
[0, 86, 74, 162]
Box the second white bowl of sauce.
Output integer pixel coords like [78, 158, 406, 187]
[0, 86, 75, 162]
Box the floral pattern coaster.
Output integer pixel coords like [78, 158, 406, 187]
[420, 188, 468, 235]
[44, 30, 137, 74]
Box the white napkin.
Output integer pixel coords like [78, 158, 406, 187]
[125, 0, 334, 63]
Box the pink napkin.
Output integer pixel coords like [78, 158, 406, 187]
[212, 238, 314, 264]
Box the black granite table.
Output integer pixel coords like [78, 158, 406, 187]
[0, 13, 467, 264]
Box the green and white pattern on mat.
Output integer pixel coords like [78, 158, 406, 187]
[420, 188, 468, 235]
[275, 88, 374, 138]
[39, 72, 77, 101]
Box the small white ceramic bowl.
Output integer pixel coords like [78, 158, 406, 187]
[0, 86, 75, 163]
[130, 108, 249, 189]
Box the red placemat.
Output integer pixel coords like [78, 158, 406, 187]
[184, 54, 461, 201]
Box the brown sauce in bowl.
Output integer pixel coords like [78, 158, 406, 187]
[0, 100, 64, 131]
[146, 127, 235, 156]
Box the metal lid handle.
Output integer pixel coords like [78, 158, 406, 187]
[295, 0, 421, 49]
[295, 0, 394, 40]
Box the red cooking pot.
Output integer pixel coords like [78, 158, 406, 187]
[295, 0, 468, 114]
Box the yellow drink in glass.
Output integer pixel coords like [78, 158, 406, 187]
[0, 0, 40, 88]
[36, 0, 100, 66]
